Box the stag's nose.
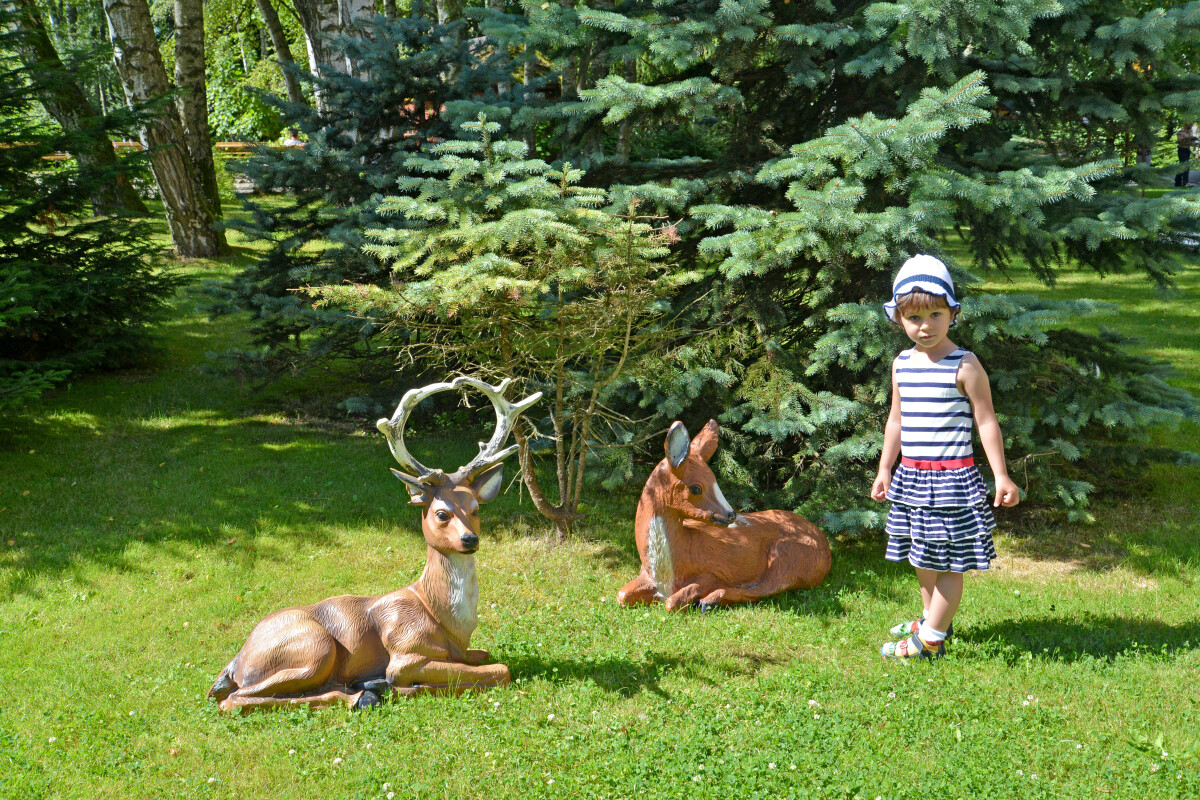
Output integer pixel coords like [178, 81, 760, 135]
[460, 532, 480, 551]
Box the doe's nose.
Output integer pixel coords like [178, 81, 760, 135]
[460, 532, 480, 549]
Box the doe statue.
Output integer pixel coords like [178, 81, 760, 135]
[618, 420, 831, 611]
[208, 377, 540, 713]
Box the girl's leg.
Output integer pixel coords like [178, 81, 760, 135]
[926, 571, 963, 634]
[914, 568, 937, 619]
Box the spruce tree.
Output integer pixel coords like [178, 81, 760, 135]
[489, 1, 1200, 524]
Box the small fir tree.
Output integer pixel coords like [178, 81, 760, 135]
[312, 117, 689, 536]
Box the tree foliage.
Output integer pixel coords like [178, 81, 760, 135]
[215, 0, 1200, 526]
[0, 15, 178, 412]
[313, 116, 689, 535]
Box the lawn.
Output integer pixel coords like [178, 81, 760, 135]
[1, 205, 1199, 799]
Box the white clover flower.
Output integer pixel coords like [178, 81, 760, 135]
[288, 749, 296, 755]
[768, 763, 776, 769]
[692, 776, 701, 782]
[813, 713, 821, 719]
[1023, 700, 1030, 706]
[888, 692, 895, 698]
[388, 794, 395, 800]
[547, 714, 555, 721]
[48, 737, 56, 743]
[333, 757, 342, 765]
[808, 699, 820, 708]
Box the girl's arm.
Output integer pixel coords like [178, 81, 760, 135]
[870, 361, 903, 501]
[959, 354, 1020, 507]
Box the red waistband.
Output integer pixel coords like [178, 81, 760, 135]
[901, 456, 974, 470]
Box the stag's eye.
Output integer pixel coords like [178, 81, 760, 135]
[434, 510, 451, 522]
[688, 484, 703, 496]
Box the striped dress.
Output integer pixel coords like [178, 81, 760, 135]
[885, 347, 997, 572]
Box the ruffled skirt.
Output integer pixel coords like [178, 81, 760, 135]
[885, 503, 997, 572]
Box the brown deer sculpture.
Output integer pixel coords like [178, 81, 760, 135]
[617, 420, 831, 611]
[208, 377, 540, 713]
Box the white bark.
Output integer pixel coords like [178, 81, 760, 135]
[174, 0, 221, 216]
[103, 0, 226, 257]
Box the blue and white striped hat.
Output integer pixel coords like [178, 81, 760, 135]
[883, 254, 960, 323]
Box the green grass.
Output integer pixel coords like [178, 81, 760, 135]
[2, 209, 1199, 799]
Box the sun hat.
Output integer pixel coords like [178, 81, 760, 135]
[882, 254, 960, 323]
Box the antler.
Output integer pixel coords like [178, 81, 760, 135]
[377, 380, 460, 480]
[454, 377, 541, 480]
[377, 377, 541, 482]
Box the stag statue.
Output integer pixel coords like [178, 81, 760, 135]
[618, 420, 831, 611]
[208, 377, 541, 713]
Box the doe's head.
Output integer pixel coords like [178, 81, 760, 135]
[660, 419, 736, 527]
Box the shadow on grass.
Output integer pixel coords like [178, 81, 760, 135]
[964, 613, 1200, 664]
[503, 651, 700, 698]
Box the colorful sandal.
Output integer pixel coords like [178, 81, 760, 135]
[880, 635, 945, 661]
[888, 618, 953, 639]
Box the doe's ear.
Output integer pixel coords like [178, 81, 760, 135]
[471, 463, 505, 504]
[665, 421, 690, 469]
[691, 419, 720, 463]
[391, 468, 431, 505]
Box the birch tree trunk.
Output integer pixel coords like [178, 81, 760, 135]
[12, 0, 147, 215]
[293, 0, 341, 113]
[173, 0, 221, 217]
[253, 0, 308, 107]
[103, 0, 226, 257]
[339, 0, 374, 80]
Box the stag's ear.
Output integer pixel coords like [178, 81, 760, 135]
[691, 419, 720, 463]
[391, 468, 432, 505]
[665, 421, 690, 469]
[471, 463, 505, 504]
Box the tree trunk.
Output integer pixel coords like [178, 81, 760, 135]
[103, 0, 226, 257]
[339, 0, 374, 80]
[12, 0, 147, 215]
[383, 0, 396, 17]
[173, 0, 221, 218]
[254, 0, 308, 107]
[293, 0, 342, 113]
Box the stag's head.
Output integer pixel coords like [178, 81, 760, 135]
[659, 420, 737, 527]
[377, 377, 541, 555]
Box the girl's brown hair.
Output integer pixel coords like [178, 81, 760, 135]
[892, 289, 956, 320]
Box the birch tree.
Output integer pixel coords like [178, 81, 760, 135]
[252, 0, 307, 107]
[11, 0, 147, 215]
[173, 0, 220, 217]
[102, 0, 226, 257]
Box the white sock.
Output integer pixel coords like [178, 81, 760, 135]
[918, 622, 947, 644]
[922, 608, 930, 621]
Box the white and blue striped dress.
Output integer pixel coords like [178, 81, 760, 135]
[885, 348, 997, 572]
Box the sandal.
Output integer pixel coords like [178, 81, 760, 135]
[881, 635, 945, 661]
[888, 618, 953, 639]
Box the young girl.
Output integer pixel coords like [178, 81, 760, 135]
[870, 255, 1020, 660]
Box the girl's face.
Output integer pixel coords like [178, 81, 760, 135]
[898, 303, 953, 351]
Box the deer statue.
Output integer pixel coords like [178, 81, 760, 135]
[208, 377, 541, 713]
[617, 419, 831, 611]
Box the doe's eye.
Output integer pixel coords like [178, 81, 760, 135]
[688, 484, 703, 496]
[434, 510, 451, 522]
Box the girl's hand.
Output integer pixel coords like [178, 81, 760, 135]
[870, 471, 891, 502]
[994, 476, 1020, 507]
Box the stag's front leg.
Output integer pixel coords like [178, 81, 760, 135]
[401, 660, 511, 694]
[665, 574, 719, 611]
